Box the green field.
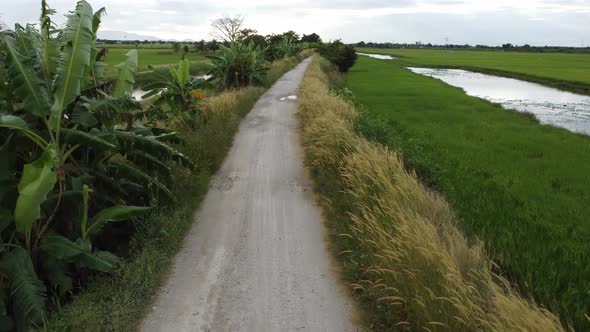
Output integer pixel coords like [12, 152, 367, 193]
[347, 56, 590, 329]
[358, 48, 590, 95]
[98, 47, 209, 70]
[96, 43, 174, 49]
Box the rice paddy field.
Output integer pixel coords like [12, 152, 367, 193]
[346, 56, 590, 329]
[96, 47, 209, 70]
[358, 48, 590, 95]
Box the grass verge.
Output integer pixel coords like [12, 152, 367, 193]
[46, 52, 309, 331]
[298, 57, 564, 331]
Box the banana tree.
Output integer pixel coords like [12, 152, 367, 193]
[0, 1, 192, 329]
[143, 59, 207, 123]
[207, 42, 267, 90]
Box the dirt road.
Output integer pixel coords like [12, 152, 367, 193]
[141, 58, 356, 332]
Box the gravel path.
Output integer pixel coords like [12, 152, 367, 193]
[141, 58, 356, 332]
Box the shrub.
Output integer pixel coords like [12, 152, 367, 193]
[318, 41, 358, 72]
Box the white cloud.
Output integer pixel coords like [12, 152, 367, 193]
[0, 0, 588, 45]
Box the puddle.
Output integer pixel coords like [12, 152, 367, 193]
[408, 67, 590, 135]
[358, 52, 395, 60]
[280, 95, 298, 101]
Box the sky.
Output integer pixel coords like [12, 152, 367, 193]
[1, 0, 589, 46]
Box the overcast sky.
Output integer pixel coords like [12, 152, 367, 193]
[1, 0, 589, 46]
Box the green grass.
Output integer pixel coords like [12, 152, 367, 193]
[98, 48, 212, 82]
[347, 56, 590, 330]
[101, 48, 207, 68]
[358, 48, 590, 95]
[97, 43, 176, 49]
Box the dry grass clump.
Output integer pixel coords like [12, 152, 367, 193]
[201, 86, 266, 116]
[298, 59, 564, 331]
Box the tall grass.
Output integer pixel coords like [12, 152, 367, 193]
[298, 58, 564, 331]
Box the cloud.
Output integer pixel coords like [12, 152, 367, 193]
[0, 0, 588, 45]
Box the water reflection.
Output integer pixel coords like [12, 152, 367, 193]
[358, 52, 395, 60]
[408, 67, 590, 135]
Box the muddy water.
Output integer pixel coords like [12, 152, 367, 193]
[408, 67, 590, 135]
[358, 52, 395, 60]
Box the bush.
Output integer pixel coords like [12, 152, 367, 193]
[318, 41, 358, 72]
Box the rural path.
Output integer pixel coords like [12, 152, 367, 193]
[141, 58, 356, 332]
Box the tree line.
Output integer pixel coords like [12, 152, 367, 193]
[353, 41, 590, 53]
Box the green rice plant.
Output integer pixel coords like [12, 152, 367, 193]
[298, 59, 564, 331]
[348, 56, 590, 329]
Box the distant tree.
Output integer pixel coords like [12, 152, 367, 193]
[281, 30, 300, 43]
[266, 34, 284, 45]
[183, 45, 190, 53]
[207, 39, 220, 53]
[237, 29, 267, 48]
[211, 15, 244, 43]
[194, 39, 207, 53]
[237, 28, 257, 41]
[301, 33, 322, 43]
[171, 42, 181, 53]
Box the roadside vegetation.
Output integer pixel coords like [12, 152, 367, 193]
[358, 48, 590, 95]
[46, 49, 312, 332]
[347, 56, 590, 329]
[0, 0, 314, 330]
[299, 56, 564, 331]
